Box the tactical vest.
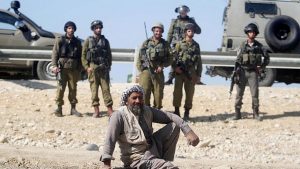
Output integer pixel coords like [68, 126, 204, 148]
[59, 36, 80, 59]
[87, 36, 109, 68]
[177, 40, 199, 66]
[143, 38, 168, 64]
[240, 41, 263, 68]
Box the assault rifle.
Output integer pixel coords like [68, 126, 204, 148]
[56, 60, 63, 88]
[229, 62, 241, 98]
[176, 60, 192, 81]
[141, 22, 155, 81]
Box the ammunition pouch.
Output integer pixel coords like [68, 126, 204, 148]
[87, 48, 109, 68]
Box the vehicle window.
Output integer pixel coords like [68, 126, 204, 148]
[245, 2, 277, 15]
[0, 12, 18, 30]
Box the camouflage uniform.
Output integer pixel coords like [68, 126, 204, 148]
[136, 38, 172, 109]
[52, 35, 82, 108]
[166, 16, 201, 83]
[172, 39, 202, 118]
[235, 40, 270, 118]
[81, 35, 113, 108]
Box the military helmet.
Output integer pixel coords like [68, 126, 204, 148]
[175, 5, 190, 13]
[90, 20, 103, 30]
[244, 23, 259, 35]
[184, 23, 195, 32]
[64, 21, 76, 32]
[151, 22, 164, 33]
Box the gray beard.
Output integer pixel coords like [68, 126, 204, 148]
[128, 104, 143, 116]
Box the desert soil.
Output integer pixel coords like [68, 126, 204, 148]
[0, 79, 299, 169]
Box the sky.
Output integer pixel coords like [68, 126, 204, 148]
[0, 0, 298, 87]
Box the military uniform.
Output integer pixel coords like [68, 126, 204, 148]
[81, 35, 113, 108]
[235, 40, 270, 118]
[172, 39, 202, 118]
[52, 35, 82, 109]
[166, 15, 201, 84]
[136, 38, 172, 109]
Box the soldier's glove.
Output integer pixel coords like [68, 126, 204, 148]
[185, 130, 199, 147]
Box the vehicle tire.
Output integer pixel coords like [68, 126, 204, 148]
[258, 68, 277, 87]
[36, 61, 56, 80]
[264, 15, 300, 52]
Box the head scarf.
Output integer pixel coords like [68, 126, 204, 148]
[120, 85, 144, 106]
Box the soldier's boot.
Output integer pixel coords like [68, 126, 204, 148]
[70, 105, 82, 117]
[54, 105, 63, 117]
[183, 108, 190, 121]
[107, 105, 113, 117]
[232, 108, 241, 120]
[93, 106, 100, 118]
[174, 107, 180, 117]
[253, 109, 263, 121]
[164, 78, 173, 85]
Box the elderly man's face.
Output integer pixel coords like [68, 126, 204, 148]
[127, 92, 144, 115]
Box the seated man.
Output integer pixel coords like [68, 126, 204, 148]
[100, 85, 199, 169]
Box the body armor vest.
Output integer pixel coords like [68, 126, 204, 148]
[87, 36, 109, 68]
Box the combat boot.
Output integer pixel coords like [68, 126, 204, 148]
[93, 106, 100, 118]
[253, 109, 263, 121]
[54, 105, 63, 117]
[107, 105, 113, 117]
[174, 107, 180, 117]
[231, 108, 241, 120]
[183, 108, 190, 121]
[164, 78, 173, 85]
[70, 104, 82, 117]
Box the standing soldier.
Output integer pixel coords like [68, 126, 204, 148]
[165, 5, 202, 85]
[233, 23, 270, 121]
[52, 21, 82, 117]
[136, 22, 172, 109]
[173, 23, 202, 121]
[81, 20, 113, 118]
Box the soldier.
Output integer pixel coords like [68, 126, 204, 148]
[99, 85, 199, 169]
[172, 23, 202, 121]
[81, 20, 113, 118]
[233, 23, 270, 121]
[165, 5, 202, 85]
[51, 21, 82, 117]
[136, 22, 172, 110]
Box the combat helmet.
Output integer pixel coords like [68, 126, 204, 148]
[184, 23, 195, 32]
[175, 5, 190, 13]
[90, 20, 103, 30]
[151, 22, 164, 33]
[64, 21, 76, 32]
[244, 23, 259, 35]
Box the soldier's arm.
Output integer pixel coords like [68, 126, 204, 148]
[51, 37, 60, 68]
[195, 44, 202, 77]
[262, 47, 270, 68]
[167, 19, 176, 44]
[236, 43, 244, 64]
[136, 41, 147, 72]
[81, 39, 89, 70]
[106, 39, 112, 68]
[100, 111, 123, 164]
[163, 41, 173, 67]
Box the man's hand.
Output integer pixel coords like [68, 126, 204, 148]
[103, 160, 111, 169]
[52, 67, 60, 74]
[191, 75, 198, 85]
[175, 67, 183, 74]
[155, 66, 163, 73]
[185, 130, 199, 147]
[86, 67, 93, 74]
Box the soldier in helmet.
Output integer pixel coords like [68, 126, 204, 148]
[172, 23, 202, 121]
[81, 20, 113, 118]
[165, 5, 202, 85]
[232, 23, 270, 121]
[51, 21, 82, 117]
[136, 22, 172, 109]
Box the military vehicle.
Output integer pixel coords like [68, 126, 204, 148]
[0, 1, 61, 80]
[206, 0, 300, 86]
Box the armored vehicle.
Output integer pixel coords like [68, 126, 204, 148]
[0, 1, 60, 80]
[207, 0, 300, 86]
